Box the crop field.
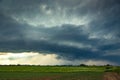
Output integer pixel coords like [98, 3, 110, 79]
[0, 65, 120, 80]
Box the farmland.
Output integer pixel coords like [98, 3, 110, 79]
[0, 65, 106, 72]
[0, 65, 120, 80]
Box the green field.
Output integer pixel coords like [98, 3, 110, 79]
[0, 66, 106, 72]
[0, 72, 103, 80]
[0, 65, 119, 80]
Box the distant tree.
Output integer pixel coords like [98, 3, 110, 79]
[80, 64, 87, 67]
[105, 64, 113, 72]
[17, 64, 21, 66]
[106, 64, 111, 66]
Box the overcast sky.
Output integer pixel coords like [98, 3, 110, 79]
[0, 0, 120, 65]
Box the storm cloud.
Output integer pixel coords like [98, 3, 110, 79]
[0, 0, 120, 65]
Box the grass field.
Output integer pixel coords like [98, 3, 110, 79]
[0, 66, 106, 72]
[0, 65, 119, 80]
[0, 72, 104, 80]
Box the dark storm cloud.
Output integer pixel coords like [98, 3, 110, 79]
[0, 0, 120, 64]
[99, 43, 120, 51]
[0, 13, 21, 40]
[0, 13, 29, 42]
[0, 0, 2, 3]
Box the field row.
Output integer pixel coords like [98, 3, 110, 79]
[0, 66, 106, 72]
[0, 72, 103, 80]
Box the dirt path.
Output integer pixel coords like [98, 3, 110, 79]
[104, 72, 120, 80]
